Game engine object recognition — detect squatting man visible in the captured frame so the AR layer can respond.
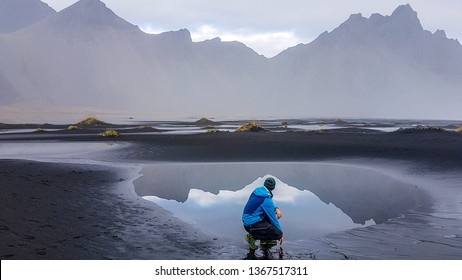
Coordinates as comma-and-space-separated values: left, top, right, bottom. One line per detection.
242, 177, 283, 249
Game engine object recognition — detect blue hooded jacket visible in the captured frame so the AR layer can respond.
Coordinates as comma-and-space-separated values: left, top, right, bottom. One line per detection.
242, 186, 282, 231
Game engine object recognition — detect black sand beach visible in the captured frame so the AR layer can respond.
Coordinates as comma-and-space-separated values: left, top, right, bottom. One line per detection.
109, 130, 462, 168
1, 121, 462, 259
0, 160, 216, 259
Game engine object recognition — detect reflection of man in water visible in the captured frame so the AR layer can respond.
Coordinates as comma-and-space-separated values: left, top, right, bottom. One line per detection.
242, 177, 283, 249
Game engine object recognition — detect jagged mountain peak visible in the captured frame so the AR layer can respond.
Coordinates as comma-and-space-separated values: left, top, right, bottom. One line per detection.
67, 0, 112, 9
62, 0, 108, 15
391, 4, 416, 17
388, 4, 423, 31
347, 13, 366, 22
55, 0, 137, 30
275, 4, 460, 68
156, 28, 193, 44
197, 37, 262, 56
168, 28, 192, 39
389, 4, 420, 27
434, 29, 447, 39
335, 13, 369, 33
204, 37, 222, 44
336, 4, 422, 34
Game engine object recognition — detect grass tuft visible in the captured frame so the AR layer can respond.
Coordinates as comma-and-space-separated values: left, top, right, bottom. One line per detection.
76, 116, 108, 126
99, 130, 120, 137
235, 122, 267, 132
67, 125, 79, 130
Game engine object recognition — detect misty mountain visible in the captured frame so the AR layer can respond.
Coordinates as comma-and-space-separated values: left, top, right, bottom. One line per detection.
0, 0, 461, 119
0, 0, 150, 109
0, 0, 56, 33
272, 4, 462, 117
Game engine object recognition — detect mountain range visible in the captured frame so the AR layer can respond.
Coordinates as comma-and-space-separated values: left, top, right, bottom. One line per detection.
0, 0, 461, 119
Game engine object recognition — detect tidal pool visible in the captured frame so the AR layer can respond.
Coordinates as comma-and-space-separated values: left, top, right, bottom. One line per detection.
135, 162, 422, 242
0, 141, 119, 160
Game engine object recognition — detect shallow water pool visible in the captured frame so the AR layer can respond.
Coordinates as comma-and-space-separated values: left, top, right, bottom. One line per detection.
0, 141, 119, 160
134, 162, 421, 242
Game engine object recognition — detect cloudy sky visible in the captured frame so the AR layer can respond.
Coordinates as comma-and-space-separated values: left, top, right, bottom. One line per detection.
41, 0, 462, 57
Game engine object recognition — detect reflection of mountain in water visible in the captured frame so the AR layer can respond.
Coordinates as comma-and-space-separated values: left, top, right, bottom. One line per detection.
134, 163, 423, 225
145, 175, 374, 240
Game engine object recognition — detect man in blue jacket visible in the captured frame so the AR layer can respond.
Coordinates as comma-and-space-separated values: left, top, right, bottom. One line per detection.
242, 177, 283, 250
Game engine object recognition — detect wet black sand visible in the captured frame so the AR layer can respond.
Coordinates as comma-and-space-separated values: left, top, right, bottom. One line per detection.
0, 160, 216, 259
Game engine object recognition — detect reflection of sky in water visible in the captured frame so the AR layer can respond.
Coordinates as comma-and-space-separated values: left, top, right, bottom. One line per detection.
362, 127, 399, 132
145, 175, 374, 241
287, 124, 343, 131
0, 142, 116, 158
0, 129, 62, 134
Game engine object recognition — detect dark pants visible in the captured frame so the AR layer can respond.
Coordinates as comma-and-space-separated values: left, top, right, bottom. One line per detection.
244, 220, 283, 241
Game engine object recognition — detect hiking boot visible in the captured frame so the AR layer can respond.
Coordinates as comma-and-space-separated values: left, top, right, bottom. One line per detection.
245, 234, 258, 250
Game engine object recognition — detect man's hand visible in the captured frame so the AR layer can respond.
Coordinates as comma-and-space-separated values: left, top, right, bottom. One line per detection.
279, 237, 284, 246
275, 208, 282, 219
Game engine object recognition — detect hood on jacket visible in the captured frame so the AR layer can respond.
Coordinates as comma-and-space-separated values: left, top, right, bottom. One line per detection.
253, 186, 272, 198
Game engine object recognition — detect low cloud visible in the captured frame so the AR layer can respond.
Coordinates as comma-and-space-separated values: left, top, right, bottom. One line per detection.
191, 25, 311, 57
140, 24, 311, 58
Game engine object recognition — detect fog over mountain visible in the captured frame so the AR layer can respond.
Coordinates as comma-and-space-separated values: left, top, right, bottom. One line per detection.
0, 0, 461, 119
272, 4, 462, 118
